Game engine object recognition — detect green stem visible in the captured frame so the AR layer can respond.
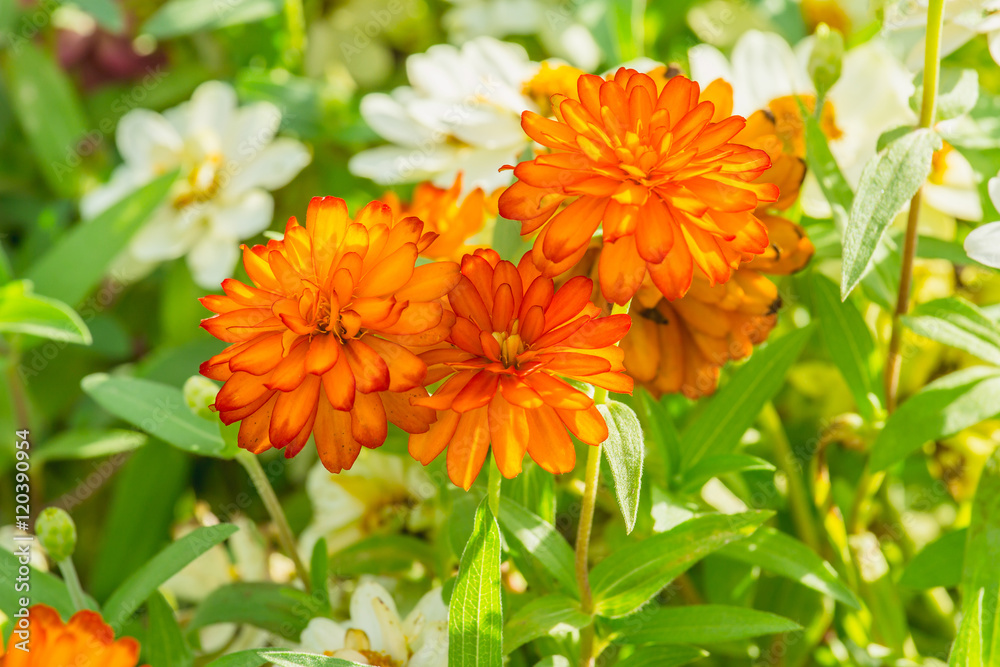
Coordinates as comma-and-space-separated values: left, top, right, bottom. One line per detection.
761, 403, 821, 551
58, 558, 90, 612
884, 0, 945, 413
284, 0, 306, 72
488, 450, 502, 517
576, 299, 631, 667
236, 450, 310, 591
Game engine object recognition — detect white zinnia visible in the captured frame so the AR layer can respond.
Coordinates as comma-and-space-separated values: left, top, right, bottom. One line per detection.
443, 0, 601, 71
299, 581, 448, 666
298, 450, 437, 561
884, 0, 1000, 70
964, 173, 1000, 267
349, 36, 541, 196
81, 81, 311, 289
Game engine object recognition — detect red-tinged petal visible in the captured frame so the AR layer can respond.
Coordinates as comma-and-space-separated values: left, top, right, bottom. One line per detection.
497, 180, 564, 231
519, 305, 546, 344
491, 283, 515, 332
451, 317, 485, 355
489, 393, 528, 478
349, 296, 397, 328
305, 333, 341, 375
540, 196, 606, 263
379, 302, 444, 336
200, 338, 255, 381
573, 370, 634, 394
446, 407, 491, 490
647, 232, 694, 301
364, 336, 427, 391
356, 242, 418, 297
351, 391, 388, 447
519, 276, 555, 321
269, 374, 320, 448
413, 370, 477, 410
599, 236, 647, 306
381, 388, 436, 434
241, 245, 279, 291
451, 370, 499, 413
237, 393, 277, 454
230, 333, 284, 375
200, 294, 241, 314
532, 315, 590, 350
201, 308, 274, 343
563, 314, 631, 348
635, 197, 677, 263
409, 409, 460, 465
461, 253, 497, 308
219, 387, 276, 425
555, 404, 608, 444
344, 339, 390, 393
449, 275, 492, 331
216, 371, 271, 412
499, 375, 544, 408
265, 339, 309, 391
524, 372, 593, 409
526, 405, 575, 474
539, 351, 612, 376
322, 352, 356, 410
394, 261, 461, 302
314, 397, 361, 473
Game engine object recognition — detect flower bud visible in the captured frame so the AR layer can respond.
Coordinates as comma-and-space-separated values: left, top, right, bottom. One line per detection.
808, 23, 844, 102
36, 508, 77, 563
184, 375, 219, 421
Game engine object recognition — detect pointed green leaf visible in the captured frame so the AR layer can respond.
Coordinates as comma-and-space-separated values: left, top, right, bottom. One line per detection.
34, 429, 147, 464
497, 498, 577, 597
0, 549, 76, 621
450, 499, 503, 666
870, 367, 1000, 471
610, 604, 801, 645
0, 281, 91, 345
591, 511, 772, 618
682, 327, 813, 469
899, 529, 966, 589
206, 650, 366, 667
503, 595, 589, 654
950, 588, 984, 667
145, 590, 194, 667
802, 100, 852, 230
615, 645, 707, 667
902, 297, 1000, 366
679, 454, 775, 493
142, 0, 283, 38
599, 400, 644, 534
189, 582, 318, 640
841, 128, 941, 298
961, 448, 1000, 665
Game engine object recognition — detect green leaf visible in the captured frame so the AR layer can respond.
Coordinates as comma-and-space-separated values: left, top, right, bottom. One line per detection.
679, 454, 775, 493
961, 447, 1000, 665
102, 523, 238, 632
598, 400, 644, 534
81, 373, 233, 459
145, 590, 193, 667
719, 526, 861, 608
497, 498, 578, 597
590, 511, 772, 618
614, 645, 708, 667
0, 549, 76, 620
925, 69, 979, 122
142, 0, 283, 38
532, 658, 573, 667
841, 128, 941, 298
899, 528, 966, 589
870, 366, 1000, 471
3, 41, 88, 196
810, 273, 882, 419
73, 0, 126, 31
950, 588, 984, 667
309, 538, 331, 616
902, 297, 1000, 366
802, 100, 853, 230
682, 327, 813, 469
0, 281, 91, 344
450, 498, 503, 667
503, 595, 589, 654
206, 650, 366, 667
34, 429, 146, 463
327, 534, 438, 578
918, 235, 998, 269
610, 604, 801, 645
638, 389, 682, 484
26, 172, 176, 305
189, 582, 319, 640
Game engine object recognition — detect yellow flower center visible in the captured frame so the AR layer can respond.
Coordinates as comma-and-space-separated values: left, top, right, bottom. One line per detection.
173, 153, 224, 209
494, 328, 526, 369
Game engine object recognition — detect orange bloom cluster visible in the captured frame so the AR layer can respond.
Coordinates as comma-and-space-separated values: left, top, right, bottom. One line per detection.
498, 68, 779, 305
620, 88, 817, 398
0, 605, 142, 667
410, 249, 632, 489
383, 174, 496, 262
200, 197, 459, 473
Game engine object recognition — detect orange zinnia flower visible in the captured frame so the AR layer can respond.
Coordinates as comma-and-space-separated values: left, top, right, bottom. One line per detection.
383, 175, 495, 262
498, 68, 779, 305
200, 197, 460, 473
0, 604, 142, 667
409, 249, 633, 489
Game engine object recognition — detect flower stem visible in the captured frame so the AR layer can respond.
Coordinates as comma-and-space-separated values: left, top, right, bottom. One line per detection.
236, 450, 311, 591
488, 450, 502, 517
577, 299, 631, 667
58, 558, 91, 612
760, 402, 820, 551
884, 0, 945, 413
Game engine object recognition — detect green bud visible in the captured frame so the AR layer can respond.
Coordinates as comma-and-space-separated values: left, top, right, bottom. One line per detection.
184, 375, 219, 421
808, 23, 844, 103
36, 508, 77, 563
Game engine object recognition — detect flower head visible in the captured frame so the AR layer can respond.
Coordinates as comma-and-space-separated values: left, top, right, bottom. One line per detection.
383, 175, 495, 262
498, 68, 779, 304
200, 197, 460, 473
409, 249, 632, 489
0, 604, 142, 667
81, 81, 311, 288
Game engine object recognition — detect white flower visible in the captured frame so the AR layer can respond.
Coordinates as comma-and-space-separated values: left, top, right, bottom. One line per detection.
298, 450, 436, 560
964, 173, 1000, 267
0, 525, 48, 571
81, 81, 311, 289
443, 0, 601, 71
300, 581, 448, 666
885, 0, 1000, 70
349, 36, 541, 196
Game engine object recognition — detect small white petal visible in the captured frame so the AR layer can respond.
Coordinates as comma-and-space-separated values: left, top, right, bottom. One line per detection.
116, 109, 184, 172
129, 209, 200, 262
223, 101, 283, 159
371, 596, 408, 663
988, 174, 1000, 213
187, 81, 238, 139
211, 189, 274, 239
226, 139, 311, 195
350, 581, 400, 652
300, 617, 348, 655
730, 30, 813, 115
361, 91, 440, 147
187, 234, 242, 289
80, 166, 151, 219
965, 221, 1000, 268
